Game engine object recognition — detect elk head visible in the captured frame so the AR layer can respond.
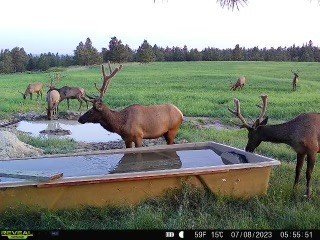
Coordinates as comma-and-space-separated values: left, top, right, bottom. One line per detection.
79, 61, 123, 123
18, 90, 27, 99
228, 95, 269, 152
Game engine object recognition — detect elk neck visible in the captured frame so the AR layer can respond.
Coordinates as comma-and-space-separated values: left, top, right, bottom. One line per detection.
256, 122, 292, 144
98, 104, 125, 134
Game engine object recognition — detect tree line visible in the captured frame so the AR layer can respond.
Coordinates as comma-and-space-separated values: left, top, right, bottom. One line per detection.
1, 37, 319, 74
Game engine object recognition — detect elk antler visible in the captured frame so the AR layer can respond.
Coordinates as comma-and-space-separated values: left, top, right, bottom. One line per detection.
94, 61, 123, 99
257, 95, 268, 124
228, 98, 251, 128
48, 72, 65, 88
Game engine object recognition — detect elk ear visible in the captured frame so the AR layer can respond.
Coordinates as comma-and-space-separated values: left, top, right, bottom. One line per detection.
253, 116, 268, 129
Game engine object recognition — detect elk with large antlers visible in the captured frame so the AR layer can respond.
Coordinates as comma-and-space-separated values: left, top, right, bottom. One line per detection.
291, 70, 299, 91
230, 76, 246, 91
19, 83, 43, 100
228, 95, 320, 199
78, 62, 184, 148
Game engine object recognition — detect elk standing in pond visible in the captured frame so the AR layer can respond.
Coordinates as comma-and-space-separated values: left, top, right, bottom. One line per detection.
49, 86, 89, 110
46, 89, 60, 120
228, 95, 320, 199
48, 72, 88, 110
230, 76, 246, 91
19, 83, 43, 100
291, 70, 299, 91
78, 62, 184, 148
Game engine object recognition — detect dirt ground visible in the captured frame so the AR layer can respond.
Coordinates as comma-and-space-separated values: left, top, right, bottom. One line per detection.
0, 111, 236, 154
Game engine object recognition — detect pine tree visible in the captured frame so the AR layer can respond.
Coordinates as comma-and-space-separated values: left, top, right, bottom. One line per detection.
232, 44, 244, 61
0, 49, 14, 73
10, 47, 29, 72
74, 38, 102, 65
104, 37, 131, 63
137, 40, 155, 63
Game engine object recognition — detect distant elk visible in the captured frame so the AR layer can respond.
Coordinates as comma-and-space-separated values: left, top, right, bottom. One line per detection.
48, 72, 88, 110
19, 82, 43, 100
78, 61, 184, 148
230, 76, 246, 91
46, 89, 60, 120
228, 95, 320, 199
291, 70, 299, 91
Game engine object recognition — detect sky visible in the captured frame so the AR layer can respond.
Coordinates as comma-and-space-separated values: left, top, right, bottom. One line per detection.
1, 0, 319, 55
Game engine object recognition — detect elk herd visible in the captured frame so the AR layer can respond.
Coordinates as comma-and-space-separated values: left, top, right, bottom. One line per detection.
20, 65, 318, 199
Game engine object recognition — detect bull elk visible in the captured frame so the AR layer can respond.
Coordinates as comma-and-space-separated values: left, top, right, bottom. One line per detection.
48, 72, 88, 110
19, 82, 43, 100
46, 89, 60, 120
230, 76, 245, 91
291, 70, 299, 91
49, 86, 89, 110
78, 62, 184, 148
228, 95, 320, 199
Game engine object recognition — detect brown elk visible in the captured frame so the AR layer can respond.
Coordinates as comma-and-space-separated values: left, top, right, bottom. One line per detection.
78, 62, 184, 148
230, 76, 246, 91
228, 95, 320, 199
291, 70, 299, 91
49, 86, 89, 110
46, 89, 60, 120
19, 83, 43, 100
48, 72, 88, 110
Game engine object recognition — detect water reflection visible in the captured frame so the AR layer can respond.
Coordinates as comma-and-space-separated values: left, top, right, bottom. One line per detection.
221, 151, 249, 164
109, 151, 182, 173
17, 120, 122, 143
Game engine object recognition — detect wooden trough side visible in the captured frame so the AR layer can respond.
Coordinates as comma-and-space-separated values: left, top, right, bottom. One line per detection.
0, 142, 280, 211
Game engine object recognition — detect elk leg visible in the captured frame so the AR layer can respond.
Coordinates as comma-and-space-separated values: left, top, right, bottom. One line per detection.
293, 153, 305, 192
164, 130, 177, 145
77, 96, 83, 110
292, 153, 305, 200
306, 153, 316, 199
134, 138, 143, 148
85, 99, 88, 109
30, 93, 32, 100
78, 100, 83, 111
125, 140, 133, 148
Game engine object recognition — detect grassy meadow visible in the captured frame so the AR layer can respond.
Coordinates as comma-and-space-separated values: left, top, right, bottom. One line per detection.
1, 61, 320, 230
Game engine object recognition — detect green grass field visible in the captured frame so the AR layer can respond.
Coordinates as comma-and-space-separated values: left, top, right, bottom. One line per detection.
1, 61, 320, 230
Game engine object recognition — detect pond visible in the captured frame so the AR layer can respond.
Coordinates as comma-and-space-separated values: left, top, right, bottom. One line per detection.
16, 120, 122, 143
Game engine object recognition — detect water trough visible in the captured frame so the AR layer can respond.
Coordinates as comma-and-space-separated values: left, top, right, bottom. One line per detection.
0, 142, 280, 211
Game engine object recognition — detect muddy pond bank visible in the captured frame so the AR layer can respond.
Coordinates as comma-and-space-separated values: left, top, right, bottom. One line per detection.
0, 111, 236, 154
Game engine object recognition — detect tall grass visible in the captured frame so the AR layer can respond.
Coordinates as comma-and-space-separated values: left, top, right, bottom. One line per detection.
1, 61, 320, 230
